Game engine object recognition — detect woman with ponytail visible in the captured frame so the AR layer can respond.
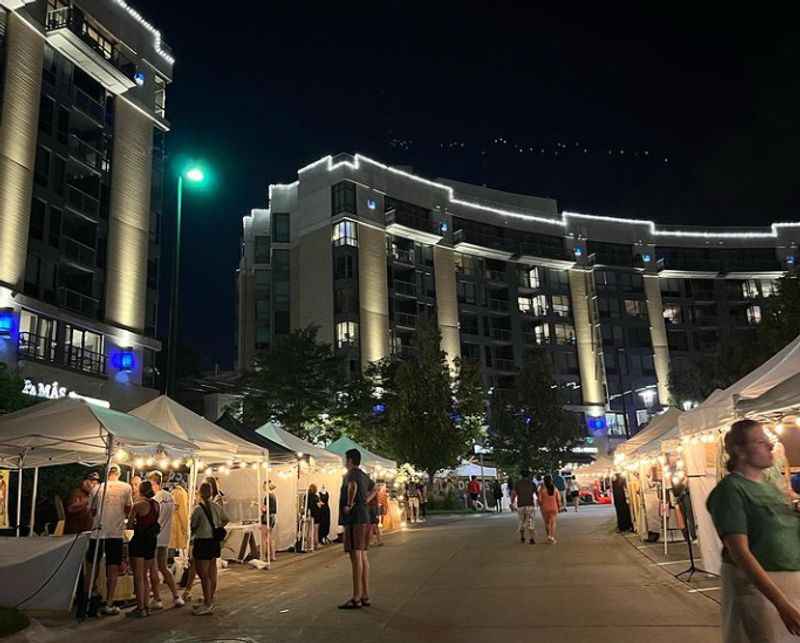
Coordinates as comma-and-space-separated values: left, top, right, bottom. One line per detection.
707, 419, 800, 641
537, 474, 562, 544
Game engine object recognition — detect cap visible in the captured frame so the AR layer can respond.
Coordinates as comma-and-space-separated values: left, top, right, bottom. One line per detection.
85, 472, 100, 481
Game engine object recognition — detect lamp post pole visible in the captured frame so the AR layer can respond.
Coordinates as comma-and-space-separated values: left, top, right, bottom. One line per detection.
166, 174, 183, 397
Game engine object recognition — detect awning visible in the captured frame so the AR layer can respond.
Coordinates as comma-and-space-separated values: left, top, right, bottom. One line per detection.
326, 436, 397, 472
255, 422, 341, 464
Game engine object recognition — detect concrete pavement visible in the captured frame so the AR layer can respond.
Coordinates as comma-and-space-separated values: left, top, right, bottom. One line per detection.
26, 505, 721, 643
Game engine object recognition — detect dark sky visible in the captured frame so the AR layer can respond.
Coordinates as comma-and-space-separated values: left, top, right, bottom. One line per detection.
136, 1, 800, 371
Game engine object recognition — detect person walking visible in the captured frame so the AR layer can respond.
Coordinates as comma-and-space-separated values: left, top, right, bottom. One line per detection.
190, 481, 229, 615
85, 464, 132, 616
538, 474, 562, 544
260, 481, 278, 561
707, 419, 800, 641
406, 482, 420, 523
127, 480, 160, 618
492, 480, 503, 513
338, 449, 375, 610
419, 483, 428, 521
318, 486, 331, 545
568, 477, 581, 512
368, 480, 382, 546
147, 471, 183, 609
511, 470, 536, 544
467, 476, 483, 511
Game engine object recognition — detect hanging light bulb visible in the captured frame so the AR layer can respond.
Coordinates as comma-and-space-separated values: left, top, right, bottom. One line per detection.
146, 457, 155, 466
172, 459, 182, 469
134, 457, 145, 469
205, 468, 213, 477
115, 448, 129, 462
775, 423, 785, 435
159, 457, 170, 470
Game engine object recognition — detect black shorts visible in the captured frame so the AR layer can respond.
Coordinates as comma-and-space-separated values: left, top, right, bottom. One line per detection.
129, 534, 157, 560
193, 538, 221, 561
469, 493, 479, 501
86, 538, 124, 566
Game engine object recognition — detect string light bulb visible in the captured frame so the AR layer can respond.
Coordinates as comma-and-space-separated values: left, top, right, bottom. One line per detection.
159, 458, 169, 470
115, 448, 129, 462
146, 457, 155, 466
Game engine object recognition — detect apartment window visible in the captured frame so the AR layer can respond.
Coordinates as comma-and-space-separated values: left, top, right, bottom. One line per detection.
332, 181, 356, 215
64, 324, 105, 375
636, 409, 651, 428
255, 235, 270, 263
24, 256, 41, 294
256, 326, 271, 349
423, 273, 435, 298
42, 44, 57, 85
335, 288, 358, 315
553, 323, 576, 345
624, 299, 647, 318
57, 106, 69, 144
521, 266, 541, 289
605, 413, 627, 437
460, 315, 479, 335
30, 199, 46, 240
741, 280, 760, 299
335, 255, 355, 280
747, 305, 762, 325
39, 95, 54, 135
552, 295, 570, 318
548, 269, 569, 290
274, 311, 290, 334
663, 304, 682, 324
518, 294, 547, 316
34, 147, 50, 187
458, 281, 477, 304
640, 354, 656, 376
455, 253, 476, 276
668, 331, 689, 352
336, 321, 359, 349
627, 327, 652, 348
49, 207, 61, 248
256, 299, 270, 320
534, 323, 550, 344
272, 213, 290, 243
154, 75, 166, 119
659, 278, 682, 297
53, 156, 66, 196
255, 269, 270, 286
332, 220, 358, 247
761, 279, 778, 297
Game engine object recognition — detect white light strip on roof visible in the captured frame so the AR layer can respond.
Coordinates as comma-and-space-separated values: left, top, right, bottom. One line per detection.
112, 0, 175, 66
292, 154, 800, 240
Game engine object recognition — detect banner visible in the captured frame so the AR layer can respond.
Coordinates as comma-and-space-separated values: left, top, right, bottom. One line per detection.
0, 469, 9, 529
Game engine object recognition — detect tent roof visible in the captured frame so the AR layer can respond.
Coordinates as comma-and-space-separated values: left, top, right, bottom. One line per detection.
131, 396, 265, 462
575, 454, 614, 477
0, 398, 196, 468
617, 408, 682, 460
326, 436, 397, 471
736, 371, 800, 419
255, 423, 341, 464
436, 461, 497, 479
215, 411, 296, 464
681, 333, 800, 435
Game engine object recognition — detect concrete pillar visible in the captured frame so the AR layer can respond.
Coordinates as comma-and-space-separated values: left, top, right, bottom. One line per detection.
357, 225, 389, 369
644, 275, 671, 406
568, 268, 604, 406
433, 246, 460, 370
0, 13, 44, 290
105, 99, 153, 331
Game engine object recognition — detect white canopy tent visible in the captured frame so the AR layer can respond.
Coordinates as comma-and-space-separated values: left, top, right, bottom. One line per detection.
326, 436, 397, 478
256, 423, 343, 551
436, 461, 498, 479
736, 371, 800, 418
616, 408, 682, 462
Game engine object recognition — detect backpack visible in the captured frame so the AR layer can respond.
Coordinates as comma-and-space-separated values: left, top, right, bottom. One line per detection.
200, 501, 227, 542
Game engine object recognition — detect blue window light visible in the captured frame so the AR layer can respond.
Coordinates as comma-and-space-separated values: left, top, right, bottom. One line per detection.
440, 222, 449, 233
134, 71, 145, 86
372, 403, 386, 415
112, 348, 136, 372
574, 247, 583, 257
0, 309, 14, 338
642, 254, 652, 262
787, 256, 796, 266
587, 415, 607, 432
367, 199, 377, 210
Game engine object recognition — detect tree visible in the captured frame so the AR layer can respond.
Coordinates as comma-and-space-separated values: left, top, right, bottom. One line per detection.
759, 273, 800, 356
240, 325, 343, 442
378, 320, 484, 482
487, 345, 580, 474
0, 362, 35, 415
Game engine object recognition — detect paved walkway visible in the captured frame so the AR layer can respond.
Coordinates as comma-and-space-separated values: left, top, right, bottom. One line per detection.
25, 506, 720, 642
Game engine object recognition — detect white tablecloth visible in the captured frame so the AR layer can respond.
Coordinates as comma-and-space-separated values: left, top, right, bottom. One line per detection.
220, 523, 260, 562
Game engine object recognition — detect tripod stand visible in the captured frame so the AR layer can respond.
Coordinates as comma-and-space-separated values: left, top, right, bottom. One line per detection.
674, 485, 713, 581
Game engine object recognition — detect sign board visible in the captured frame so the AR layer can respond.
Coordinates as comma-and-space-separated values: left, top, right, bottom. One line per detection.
21, 378, 110, 408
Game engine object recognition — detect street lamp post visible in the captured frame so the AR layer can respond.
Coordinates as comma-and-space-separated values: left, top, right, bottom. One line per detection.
166, 167, 205, 396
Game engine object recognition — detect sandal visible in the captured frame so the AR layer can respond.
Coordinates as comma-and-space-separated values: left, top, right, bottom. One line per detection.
337, 599, 362, 610
360, 597, 371, 607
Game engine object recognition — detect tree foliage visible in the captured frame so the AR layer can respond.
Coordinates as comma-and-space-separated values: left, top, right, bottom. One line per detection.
0, 362, 35, 415
759, 273, 800, 356
487, 345, 580, 475
240, 325, 343, 442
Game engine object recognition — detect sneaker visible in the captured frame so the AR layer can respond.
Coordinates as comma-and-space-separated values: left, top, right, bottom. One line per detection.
192, 604, 214, 616
173, 596, 186, 608
149, 599, 164, 611
125, 608, 148, 619
100, 605, 120, 616
547, 536, 555, 544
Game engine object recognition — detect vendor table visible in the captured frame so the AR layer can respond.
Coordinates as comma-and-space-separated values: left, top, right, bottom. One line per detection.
221, 523, 261, 562
0, 534, 89, 612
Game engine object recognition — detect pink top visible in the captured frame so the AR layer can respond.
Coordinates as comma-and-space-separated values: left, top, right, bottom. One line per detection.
538, 486, 560, 513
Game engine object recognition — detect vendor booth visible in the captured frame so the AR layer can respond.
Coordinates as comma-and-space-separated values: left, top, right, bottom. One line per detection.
0, 398, 195, 613
256, 423, 343, 552
131, 396, 268, 564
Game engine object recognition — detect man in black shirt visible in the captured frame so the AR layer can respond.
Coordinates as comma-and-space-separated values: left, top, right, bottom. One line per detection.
338, 448, 376, 609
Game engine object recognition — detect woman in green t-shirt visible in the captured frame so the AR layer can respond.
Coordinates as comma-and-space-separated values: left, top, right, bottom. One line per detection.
707, 419, 800, 642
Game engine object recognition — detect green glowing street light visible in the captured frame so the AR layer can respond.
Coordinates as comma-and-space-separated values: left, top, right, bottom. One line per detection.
166, 163, 209, 396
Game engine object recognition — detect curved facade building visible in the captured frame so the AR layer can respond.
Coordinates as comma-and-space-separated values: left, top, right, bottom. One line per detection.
238, 153, 799, 437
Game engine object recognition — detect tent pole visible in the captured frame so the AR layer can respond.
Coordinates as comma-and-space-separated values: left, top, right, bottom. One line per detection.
88, 435, 114, 605
256, 458, 263, 562
28, 466, 39, 536
186, 461, 198, 552
662, 478, 669, 557
15, 458, 23, 537
266, 451, 271, 569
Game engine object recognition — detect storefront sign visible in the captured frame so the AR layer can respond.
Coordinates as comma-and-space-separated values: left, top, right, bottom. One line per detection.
21, 379, 110, 408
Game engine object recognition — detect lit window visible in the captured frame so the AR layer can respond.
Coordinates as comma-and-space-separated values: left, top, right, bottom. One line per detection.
741, 280, 759, 299
520, 266, 541, 289
534, 323, 550, 344
624, 299, 647, 318
552, 295, 570, 318
636, 409, 651, 428
553, 323, 576, 345
663, 304, 682, 324
760, 279, 778, 298
746, 305, 762, 325
519, 294, 547, 316
332, 220, 358, 247
336, 321, 359, 349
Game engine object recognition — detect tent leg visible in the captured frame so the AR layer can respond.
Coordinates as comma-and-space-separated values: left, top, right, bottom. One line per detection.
266, 455, 271, 569
88, 435, 114, 606
15, 465, 23, 537
662, 481, 669, 557
28, 467, 39, 536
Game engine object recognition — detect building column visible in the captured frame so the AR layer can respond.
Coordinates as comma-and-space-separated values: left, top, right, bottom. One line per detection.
357, 225, 389, 370
433, 246, 460, 370
105, 98, 153, 332
568, 268, 604, 407
0, 12, 44, 291
643, 275, 671, 406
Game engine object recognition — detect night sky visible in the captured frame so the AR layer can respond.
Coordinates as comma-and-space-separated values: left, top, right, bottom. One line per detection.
137, 1, 799, 371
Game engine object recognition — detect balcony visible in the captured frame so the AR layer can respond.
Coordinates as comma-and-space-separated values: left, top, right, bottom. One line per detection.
394, 281, 417, 298
18, 332, 57, 363
454, 228, 517, 258
58, 286, 99, 319
64, 342, 106, 376
46, 6, 135, 94
72, 87, 105, 124
18, 332, 106, 377
63, 236, 96, 268
395, 313, 417, 329
69, 135, 106, 173
490, 328, 512, 342
66, 185, 100, 220
487, 298, 510, 313
385, 209, 443, 245
391, 248, 416, 265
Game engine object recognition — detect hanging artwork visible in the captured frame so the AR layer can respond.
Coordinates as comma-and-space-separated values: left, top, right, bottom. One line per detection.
0, 469, 10, 529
